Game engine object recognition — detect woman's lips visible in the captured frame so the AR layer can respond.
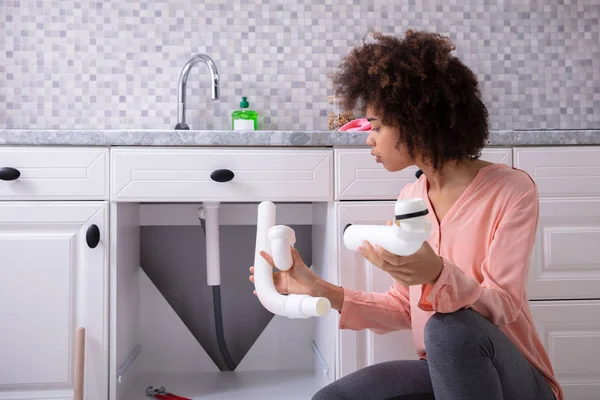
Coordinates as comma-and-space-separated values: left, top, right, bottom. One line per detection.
375, 156, 382, 163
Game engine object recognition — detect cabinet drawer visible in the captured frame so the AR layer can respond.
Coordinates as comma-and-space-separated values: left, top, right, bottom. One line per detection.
530, 300, 600, 399
111, 147, 332, 202
335, 147, 512, 200
514, 147, 600, 197
0, 147, 108, 200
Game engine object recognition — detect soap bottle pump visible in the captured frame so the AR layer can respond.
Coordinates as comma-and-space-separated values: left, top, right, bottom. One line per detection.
232, 96, 258, 131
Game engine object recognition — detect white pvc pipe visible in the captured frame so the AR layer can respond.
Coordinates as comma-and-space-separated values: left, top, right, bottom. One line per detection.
343, 224, 427, 255
268, 225, 295, 271
254, 201, 331, 319
202, 202, 221, 286
343, 198, 431, 256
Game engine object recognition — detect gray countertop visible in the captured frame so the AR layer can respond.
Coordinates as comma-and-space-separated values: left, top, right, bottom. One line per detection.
0, 129, 599, 147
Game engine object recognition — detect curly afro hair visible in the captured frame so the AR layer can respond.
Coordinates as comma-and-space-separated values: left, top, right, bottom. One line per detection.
330, 30, 489, 170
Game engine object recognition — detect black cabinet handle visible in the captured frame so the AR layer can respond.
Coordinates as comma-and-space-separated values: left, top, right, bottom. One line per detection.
210, 169, 235, 183
86, 225, 100, 249
0, 167, 21, 181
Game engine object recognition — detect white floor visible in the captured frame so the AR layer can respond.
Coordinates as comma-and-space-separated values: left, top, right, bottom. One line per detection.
125, 370, 322, 400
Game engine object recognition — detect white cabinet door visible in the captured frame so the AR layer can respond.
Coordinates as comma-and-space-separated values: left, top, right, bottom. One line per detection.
0, 202, 109, 400
335, 202, 417, 379
530, 300, 600, 399
514, 147, 600, 300
527, 198, 600, 299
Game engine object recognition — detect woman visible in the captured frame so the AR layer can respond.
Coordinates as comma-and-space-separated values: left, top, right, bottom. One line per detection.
250, 30, 561, 400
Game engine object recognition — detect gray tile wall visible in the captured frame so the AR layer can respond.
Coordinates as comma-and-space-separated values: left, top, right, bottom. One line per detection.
1, 0, 599, 131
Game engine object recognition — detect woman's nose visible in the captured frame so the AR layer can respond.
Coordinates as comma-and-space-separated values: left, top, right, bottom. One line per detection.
365, 132, 375, 146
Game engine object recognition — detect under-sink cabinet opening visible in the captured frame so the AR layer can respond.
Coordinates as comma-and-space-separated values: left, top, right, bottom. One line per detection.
110, 201, 337, 400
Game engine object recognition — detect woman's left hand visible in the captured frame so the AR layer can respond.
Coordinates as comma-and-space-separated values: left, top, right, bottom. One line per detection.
358, 240, 444, 286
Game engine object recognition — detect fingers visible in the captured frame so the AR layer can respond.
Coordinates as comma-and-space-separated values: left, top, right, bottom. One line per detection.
374, 245, 402, 266
249, 265, 283, 295
259, 250, 276, 267
272, 271, 285, 293
358, 241, 386, 269
358, 241, 419, 285
290, 246, 301, 264
386, 220, 393, 226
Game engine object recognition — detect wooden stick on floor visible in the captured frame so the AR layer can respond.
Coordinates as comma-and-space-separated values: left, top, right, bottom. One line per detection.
74, 327, 85, 400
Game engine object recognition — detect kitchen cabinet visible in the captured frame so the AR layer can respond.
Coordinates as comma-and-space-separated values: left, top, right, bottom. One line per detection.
107, 148, 335, 400
2, 143, 599, 399
0, 146, 109, 400
0, 202, 109, 400
333, 146, 600, 397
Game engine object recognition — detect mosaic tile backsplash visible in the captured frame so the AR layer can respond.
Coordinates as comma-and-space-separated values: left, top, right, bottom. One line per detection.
1, 0, 599, 131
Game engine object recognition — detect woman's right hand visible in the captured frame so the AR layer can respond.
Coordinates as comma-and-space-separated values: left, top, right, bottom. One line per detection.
249, 247, 319, 297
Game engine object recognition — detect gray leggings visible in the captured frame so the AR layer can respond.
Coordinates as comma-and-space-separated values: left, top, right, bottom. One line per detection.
313, 309, 556, 400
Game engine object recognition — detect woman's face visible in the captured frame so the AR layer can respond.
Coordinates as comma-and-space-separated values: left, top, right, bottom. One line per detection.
365, 106, 415, 172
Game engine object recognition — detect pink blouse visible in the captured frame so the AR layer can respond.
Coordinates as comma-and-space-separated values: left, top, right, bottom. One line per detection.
339, 163, 562, 400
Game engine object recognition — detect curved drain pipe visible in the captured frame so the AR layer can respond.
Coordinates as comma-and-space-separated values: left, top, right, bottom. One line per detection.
198, 202, 236, 371
254, 201, 331, 319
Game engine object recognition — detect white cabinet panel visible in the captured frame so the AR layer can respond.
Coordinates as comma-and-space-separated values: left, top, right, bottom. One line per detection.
335, 147, 512, 200
335, 148, 418, 201
0, 147, 108, 200
482, 147, 514, 165
0, 202, 109, 400
530, 300, 600, 399
111, 147, 332, 202
528, 198, 600, 300
515, 147, 600, 300
514, 147, 600, 197
335, 202, 417, 379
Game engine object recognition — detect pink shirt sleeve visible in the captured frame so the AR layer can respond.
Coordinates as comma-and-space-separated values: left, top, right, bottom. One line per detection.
339, 283, 412, 334
418, 186, 539, 326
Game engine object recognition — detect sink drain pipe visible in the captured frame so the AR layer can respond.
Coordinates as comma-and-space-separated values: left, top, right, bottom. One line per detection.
254, 201, 331, 318
198, 202, 237, 371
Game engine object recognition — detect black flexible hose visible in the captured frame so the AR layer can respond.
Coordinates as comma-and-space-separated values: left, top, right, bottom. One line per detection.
212, 285, 237, 371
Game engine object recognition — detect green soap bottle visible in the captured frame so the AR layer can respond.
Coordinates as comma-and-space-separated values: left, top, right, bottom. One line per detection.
232, 96, 258, 131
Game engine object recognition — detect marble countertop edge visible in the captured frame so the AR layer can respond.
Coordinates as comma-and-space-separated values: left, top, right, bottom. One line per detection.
0, 129, 599, 147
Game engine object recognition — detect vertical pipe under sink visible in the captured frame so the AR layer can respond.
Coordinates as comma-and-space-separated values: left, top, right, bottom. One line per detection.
199, 202, 237, 371
202, 202, 221, 286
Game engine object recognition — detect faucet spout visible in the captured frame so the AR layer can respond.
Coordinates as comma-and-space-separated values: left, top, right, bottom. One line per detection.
175, 54, 220, 130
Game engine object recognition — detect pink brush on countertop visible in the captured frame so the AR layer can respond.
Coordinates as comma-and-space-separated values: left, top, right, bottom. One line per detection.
338, 118, 372, 131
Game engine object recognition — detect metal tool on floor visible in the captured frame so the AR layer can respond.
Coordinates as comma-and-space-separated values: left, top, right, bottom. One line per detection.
146, 386, 192, 400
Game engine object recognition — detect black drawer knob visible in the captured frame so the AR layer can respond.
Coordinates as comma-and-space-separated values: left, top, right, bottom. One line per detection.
86, 225, 100, 249
210, 169, 235, 183
0, 167, 21, 181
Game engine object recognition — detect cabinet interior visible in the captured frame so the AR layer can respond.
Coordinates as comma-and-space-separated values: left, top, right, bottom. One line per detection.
110, 201, 337, 400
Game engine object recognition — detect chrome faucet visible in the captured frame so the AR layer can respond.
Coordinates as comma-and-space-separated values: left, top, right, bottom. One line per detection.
175, 54, 220, 130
